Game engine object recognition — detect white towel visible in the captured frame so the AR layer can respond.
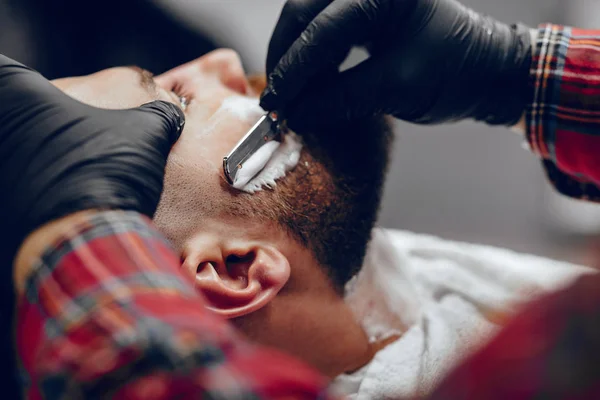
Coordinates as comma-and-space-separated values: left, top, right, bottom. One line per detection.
333, 228, 594, 399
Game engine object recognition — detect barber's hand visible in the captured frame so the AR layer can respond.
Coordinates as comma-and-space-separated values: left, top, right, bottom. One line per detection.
0, 55, 185, 260
261, 0, 533, 129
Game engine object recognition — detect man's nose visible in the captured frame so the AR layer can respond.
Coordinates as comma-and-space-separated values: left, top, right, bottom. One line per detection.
200, 49, 250, 95
155, 49, 251, 99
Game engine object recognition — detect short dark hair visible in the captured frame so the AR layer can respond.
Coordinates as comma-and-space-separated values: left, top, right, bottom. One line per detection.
224, 115, 393, 291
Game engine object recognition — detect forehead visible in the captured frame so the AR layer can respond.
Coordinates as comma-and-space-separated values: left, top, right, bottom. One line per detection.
53, 67, 159, 110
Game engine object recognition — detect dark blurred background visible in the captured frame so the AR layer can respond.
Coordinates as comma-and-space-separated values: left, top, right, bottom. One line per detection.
1, 0, 598, 265
0, 0, 225, 79
0, 0, 220, 78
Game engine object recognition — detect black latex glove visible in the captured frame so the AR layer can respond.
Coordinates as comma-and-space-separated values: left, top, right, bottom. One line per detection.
0, 54, 185, 262
261, 0, 533, 129
0, 54, 185, 398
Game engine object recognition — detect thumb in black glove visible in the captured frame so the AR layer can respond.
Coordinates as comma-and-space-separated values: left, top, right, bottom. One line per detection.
261, 0, 532, 130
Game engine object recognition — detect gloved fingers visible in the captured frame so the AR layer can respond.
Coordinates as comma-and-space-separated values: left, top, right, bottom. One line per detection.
285, 45, 439, 129
266, 0, 332, 74
260, 0, 391, 112
0, 55, 61, 103
0, 55, 70, 122
132, 100, 186, 148
284, 52, 393, 130
0, 54, 36, 76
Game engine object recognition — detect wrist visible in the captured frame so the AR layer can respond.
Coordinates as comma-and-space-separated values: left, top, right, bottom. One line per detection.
13, 210, 101, 296
511, 29, 539, 134
473, 22, 534, 126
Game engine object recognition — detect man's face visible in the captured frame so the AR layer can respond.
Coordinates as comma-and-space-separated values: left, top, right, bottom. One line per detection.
52, 50, 389, 377
53, 49, 262, 193
54, 49, 315, 305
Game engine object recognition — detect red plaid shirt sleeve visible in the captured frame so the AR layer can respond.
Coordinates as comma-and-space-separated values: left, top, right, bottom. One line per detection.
16, 210, 333, 400
424, 26, 600, 399
426, 272, 600, 400
526, 24, 600, 201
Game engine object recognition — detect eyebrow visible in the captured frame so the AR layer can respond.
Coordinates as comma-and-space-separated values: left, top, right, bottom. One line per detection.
126, 66, 158, 95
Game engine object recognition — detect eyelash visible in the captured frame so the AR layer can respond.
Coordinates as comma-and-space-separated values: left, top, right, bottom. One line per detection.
171, 82, 191, 110
171, 82, 189, 98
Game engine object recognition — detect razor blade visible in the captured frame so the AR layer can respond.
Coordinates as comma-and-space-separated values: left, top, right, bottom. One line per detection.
223, 111, 282, 186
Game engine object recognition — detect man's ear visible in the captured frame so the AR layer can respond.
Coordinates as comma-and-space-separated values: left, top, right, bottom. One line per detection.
181, 243, 290, 319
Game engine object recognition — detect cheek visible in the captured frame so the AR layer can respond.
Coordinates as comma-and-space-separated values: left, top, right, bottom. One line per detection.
176, 97, 264, 170
174, 117, 251, 174
154, 161, 225, 239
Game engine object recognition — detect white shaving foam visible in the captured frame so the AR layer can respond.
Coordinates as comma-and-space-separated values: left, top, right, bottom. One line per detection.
239, 132, 303, 194
232, 140, 281, 189
194, 96, 264, 139
219, 96, 265, 123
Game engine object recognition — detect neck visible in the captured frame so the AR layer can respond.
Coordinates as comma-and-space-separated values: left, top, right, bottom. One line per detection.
333, 313, 374, 376
233, 292, 377, 379
232, 249, 391, 379
320, 307, 400, 377
304, 299, 377, 378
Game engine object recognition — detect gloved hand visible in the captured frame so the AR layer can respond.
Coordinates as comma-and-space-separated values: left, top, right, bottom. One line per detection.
260, 0, 533, 129
0, 54, 185, 399
0, 54, 185, 262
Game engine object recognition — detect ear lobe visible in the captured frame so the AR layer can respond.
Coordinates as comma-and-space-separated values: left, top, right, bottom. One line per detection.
189, 245, 290, 319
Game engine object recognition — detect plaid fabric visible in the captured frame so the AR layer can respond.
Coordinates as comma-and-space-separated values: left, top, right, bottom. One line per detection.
526, 24, 600, 201
16, 210, 332, 400
424, 27, 600, 398
427, 272, 600, 400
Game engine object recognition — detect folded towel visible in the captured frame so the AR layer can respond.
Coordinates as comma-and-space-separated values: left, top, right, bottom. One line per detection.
333, 228, 594, 399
